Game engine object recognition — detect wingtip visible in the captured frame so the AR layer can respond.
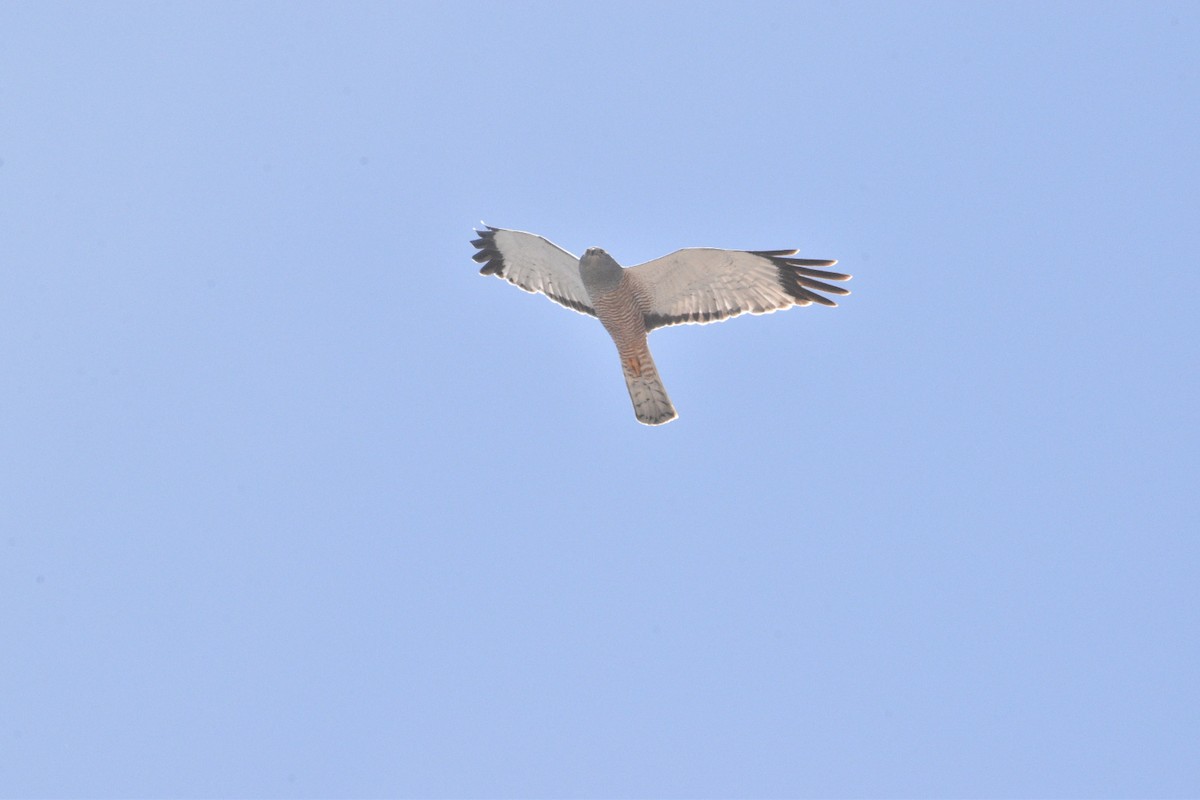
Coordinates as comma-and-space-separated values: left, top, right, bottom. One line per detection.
471, 226, 505, 276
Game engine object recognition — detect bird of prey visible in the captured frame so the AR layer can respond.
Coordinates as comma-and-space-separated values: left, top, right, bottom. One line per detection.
471, 226, 850, 426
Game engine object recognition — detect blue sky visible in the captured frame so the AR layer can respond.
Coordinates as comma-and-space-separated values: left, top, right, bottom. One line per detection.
2, 2, 1197, 797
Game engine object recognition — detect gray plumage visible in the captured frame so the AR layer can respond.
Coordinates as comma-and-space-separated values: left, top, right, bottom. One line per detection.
472, 226, 850, 425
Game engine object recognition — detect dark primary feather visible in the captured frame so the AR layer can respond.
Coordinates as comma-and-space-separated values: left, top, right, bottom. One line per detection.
471, 226, 506, 275
754, 251, 851, 307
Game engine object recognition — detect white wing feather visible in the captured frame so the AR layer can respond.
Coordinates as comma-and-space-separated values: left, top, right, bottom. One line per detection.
628, 248, 850, 331
472, 227, 595, 317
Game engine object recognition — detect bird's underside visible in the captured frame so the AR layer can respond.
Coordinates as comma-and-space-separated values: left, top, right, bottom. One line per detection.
472, 225, 850, 425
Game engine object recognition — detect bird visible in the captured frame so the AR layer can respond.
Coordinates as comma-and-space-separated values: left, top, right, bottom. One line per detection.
471, 226, 850, 426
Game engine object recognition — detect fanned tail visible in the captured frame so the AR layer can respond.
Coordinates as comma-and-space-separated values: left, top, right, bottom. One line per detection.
620, 346, 677, 426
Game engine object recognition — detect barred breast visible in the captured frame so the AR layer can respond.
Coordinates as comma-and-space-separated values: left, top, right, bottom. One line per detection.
591, 273, 677, 426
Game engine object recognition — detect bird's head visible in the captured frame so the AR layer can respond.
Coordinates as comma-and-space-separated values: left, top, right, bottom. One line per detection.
581, 246, 616, 265
579, 246, 621, 287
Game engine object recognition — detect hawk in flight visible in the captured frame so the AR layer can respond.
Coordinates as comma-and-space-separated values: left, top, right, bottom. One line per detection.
472, 226, 850, 425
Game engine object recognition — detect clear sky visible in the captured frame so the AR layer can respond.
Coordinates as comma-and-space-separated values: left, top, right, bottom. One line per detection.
2, 2, 1197, 797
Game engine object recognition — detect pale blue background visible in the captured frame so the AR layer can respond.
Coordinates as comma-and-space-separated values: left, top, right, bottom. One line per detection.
2, 2, 1197, 797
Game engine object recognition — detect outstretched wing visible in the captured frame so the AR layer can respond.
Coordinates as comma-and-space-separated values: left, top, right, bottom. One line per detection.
472, 226, 596, 317
628, 248, 850, 331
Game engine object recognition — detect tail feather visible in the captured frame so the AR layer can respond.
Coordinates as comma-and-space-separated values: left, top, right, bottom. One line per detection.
620, 349, 677, 426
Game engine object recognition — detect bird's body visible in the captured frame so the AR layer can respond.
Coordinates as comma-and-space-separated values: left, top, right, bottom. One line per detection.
580, 249, 677, 424
472, 227, 850, 425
